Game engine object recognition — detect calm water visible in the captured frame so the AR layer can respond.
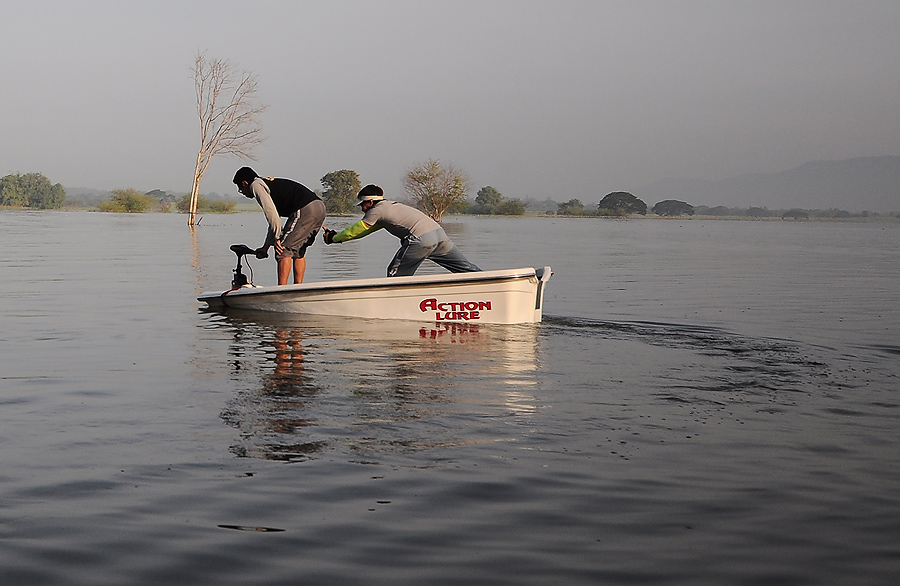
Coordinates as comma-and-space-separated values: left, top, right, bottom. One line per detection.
1, 211, 898, 585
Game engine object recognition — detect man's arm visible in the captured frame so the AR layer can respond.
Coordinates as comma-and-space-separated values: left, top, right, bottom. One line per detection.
331, 220, 380, 243
253, 180, 282, 246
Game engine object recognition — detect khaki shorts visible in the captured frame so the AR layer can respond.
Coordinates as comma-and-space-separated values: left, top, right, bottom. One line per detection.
279, 199, 326, 260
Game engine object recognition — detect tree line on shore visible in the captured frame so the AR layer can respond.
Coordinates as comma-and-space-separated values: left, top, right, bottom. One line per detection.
0, 173, 66, 209
3, 170, 897, 219
549, 196, 895, 219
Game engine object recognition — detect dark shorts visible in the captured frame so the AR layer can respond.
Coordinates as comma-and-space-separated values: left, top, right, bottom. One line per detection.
279, 199, 326, 260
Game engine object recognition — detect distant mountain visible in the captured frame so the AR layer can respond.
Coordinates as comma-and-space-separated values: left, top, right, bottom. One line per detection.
635, 156, 900, 213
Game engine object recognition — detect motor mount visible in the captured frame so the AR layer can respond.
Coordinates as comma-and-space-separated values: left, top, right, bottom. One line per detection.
230, 244, 256, 289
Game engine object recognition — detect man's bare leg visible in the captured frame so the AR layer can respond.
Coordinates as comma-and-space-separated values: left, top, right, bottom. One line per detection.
277, 257, 292, 285
292, 257, 306, 283
277, 257, 307, 285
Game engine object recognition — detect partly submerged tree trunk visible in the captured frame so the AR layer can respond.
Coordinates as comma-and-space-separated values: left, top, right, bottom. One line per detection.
188, 51, 266, 226
188, 149, 203, 225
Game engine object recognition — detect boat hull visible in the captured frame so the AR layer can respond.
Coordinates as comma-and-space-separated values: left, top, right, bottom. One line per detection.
198, 267, 551, 324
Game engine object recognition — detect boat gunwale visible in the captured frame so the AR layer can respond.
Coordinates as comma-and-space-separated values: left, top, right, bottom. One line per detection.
199, 267, 541, 302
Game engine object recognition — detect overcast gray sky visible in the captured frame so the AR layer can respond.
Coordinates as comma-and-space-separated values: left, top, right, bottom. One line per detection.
2, 1, 898, 201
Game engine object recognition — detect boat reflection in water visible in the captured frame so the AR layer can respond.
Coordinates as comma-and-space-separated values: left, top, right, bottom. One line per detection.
204, 311, 541, 463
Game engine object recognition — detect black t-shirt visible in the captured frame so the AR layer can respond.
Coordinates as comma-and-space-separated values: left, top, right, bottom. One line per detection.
261, 178, 320, 216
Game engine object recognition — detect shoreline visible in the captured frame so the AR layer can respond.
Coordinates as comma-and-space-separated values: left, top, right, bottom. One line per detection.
4, 207, 898, 222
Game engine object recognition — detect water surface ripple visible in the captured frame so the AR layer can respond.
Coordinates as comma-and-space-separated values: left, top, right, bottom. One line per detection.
1, 212, 898, 585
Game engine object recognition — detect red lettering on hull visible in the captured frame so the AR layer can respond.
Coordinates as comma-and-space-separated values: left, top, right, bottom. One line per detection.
419, 298, 491, 321
436, 311, 479, 321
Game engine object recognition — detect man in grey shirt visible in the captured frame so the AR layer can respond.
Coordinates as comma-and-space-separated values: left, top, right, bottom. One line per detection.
322, 184, 481, 277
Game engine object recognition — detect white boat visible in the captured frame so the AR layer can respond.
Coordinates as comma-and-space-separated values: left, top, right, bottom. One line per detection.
197, 267, 551, 324
198, 246, 552, 324
199, 266, 551, 324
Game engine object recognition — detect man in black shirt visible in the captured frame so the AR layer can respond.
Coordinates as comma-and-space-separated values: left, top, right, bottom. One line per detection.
233, 166, 326, 285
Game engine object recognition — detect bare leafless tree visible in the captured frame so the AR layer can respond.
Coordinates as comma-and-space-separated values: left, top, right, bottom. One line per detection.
188, 52, 266, 225
402, 159, 470, 221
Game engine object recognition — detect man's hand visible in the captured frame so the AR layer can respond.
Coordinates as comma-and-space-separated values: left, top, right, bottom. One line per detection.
255, 246, 269, 259
323, 229, 337, 244
274, 239, 284, 256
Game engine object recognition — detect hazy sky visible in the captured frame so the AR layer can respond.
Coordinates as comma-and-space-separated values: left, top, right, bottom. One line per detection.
2, 1, 899, 202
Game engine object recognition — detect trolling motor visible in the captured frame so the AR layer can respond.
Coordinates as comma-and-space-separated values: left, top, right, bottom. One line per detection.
229, 244, 257, 289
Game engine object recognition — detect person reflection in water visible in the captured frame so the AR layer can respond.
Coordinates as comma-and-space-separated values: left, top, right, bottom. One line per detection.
321, 184, 481, 277
270, 328, 306, 391
227, 328, 327, 462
